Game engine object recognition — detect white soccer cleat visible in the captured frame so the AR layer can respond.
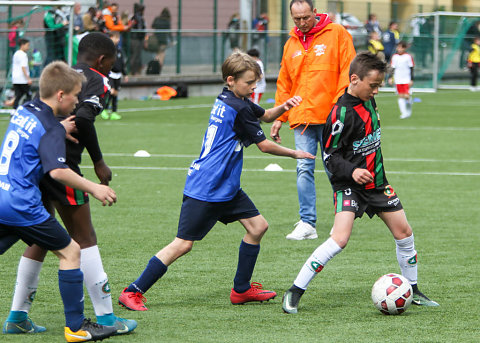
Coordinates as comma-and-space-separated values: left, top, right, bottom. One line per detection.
399, 113, 411, 119
286, 221, 318, 240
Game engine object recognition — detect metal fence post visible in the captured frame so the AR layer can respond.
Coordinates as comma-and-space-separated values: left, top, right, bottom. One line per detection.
176, 0, 182, 74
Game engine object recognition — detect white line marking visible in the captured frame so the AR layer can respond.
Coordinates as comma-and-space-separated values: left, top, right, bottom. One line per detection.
99, 153, 480, 164
80, 165, 480, 176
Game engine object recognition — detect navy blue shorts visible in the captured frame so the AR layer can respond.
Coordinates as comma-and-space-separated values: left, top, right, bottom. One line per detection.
0, 216, 72, 254
333, 184, 403, 219
177, 189, 260, 241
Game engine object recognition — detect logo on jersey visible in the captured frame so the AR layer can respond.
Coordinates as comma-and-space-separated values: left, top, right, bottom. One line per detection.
352, 128, 381, 155
257, 130, 264, 136
291, 50, 302, 59
58, 157, 66, 163
331, 120, 344, 136
314, 44, 327, 56
384, 185, 396, 197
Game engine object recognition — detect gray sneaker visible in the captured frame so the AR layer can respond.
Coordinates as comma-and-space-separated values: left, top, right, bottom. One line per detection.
412, 290, 439, 307
282, 289, 303, 314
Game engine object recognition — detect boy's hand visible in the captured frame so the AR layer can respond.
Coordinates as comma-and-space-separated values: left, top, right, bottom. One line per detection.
91, 184, 117, 206
94, 159, 112, 185
61, 116, 79, 144
352, 168, 374, 184
293, 150, 315, 160
282, 96, 302, 111
270, 120, 282, 143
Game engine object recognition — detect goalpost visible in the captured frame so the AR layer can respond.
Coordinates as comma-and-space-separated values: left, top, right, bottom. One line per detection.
406, 11, 480, 91
0, 0, 75, 112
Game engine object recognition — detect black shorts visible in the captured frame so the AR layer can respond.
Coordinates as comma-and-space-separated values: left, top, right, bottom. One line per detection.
108, 78, 121, 91
0, 216, 71, 254
40, 175, 89, 206
176, 189, 260, 241
333, 185, 403, 219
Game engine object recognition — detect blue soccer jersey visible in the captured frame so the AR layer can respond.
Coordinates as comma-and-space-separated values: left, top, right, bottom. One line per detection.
183, 88, 266, 202
0, 99, 68, 226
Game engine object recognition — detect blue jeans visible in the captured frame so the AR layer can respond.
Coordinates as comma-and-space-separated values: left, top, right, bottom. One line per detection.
294, 124, 326, 227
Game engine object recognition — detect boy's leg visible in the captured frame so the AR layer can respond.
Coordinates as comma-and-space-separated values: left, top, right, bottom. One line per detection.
282, 211, 352, 314
55, 202, 137, 332
379, 210, 439, 306
54, 240, 117, 342
230, 215, 276, 304
3, 246, 47, 334
119, 237, 193, 311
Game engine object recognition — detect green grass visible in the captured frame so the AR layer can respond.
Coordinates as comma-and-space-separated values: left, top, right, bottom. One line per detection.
0, 90, 479, 342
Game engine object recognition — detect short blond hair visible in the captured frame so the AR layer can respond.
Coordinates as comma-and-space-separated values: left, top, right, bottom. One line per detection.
222, 51, 261, 82
39, 61, 86, 98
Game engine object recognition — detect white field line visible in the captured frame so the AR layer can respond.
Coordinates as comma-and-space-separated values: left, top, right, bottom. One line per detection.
80, 165, 480, 176
100, 153, 480, 164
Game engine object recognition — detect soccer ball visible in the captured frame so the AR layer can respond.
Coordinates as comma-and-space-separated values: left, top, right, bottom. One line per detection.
371, 273, 413, 315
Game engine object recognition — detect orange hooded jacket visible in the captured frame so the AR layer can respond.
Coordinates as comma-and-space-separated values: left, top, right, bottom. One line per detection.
275, 15, 356, 128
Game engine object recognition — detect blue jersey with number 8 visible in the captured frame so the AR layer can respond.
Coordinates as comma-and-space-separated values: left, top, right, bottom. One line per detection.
0, 99, 68, 226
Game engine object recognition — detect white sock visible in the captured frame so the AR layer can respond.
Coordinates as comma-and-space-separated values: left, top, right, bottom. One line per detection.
395, 234, 417, 284
406, 97, 412, 115
294, 237, 342, 290
81, 246, 113, 316
10, 256, 43, 313
398, 98, 407, 116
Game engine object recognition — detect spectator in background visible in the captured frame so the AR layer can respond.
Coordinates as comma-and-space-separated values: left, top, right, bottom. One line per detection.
467, 36, 480, 91
31, 48, 43, 78
129, 3, 146, 75
101, 31, 128, 120
368, 31, 385, 61
7, 20, 24, 76
12, 38, 32, 109
461, 20, 480, 69
252, 13, 269, 49
73, 2, 84, 34
152, 7, 173, 71
227, 13, 240, 50
382, 21, 399, 62
365, 13, 382, 36
43, 5, 68, 65
83, 6, 101, 32
102, 3, 131, 33
8, 20, 23, 59
247, 48, 266, 104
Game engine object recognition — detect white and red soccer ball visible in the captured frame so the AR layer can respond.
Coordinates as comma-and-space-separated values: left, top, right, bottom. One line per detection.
371, 273, 413, 315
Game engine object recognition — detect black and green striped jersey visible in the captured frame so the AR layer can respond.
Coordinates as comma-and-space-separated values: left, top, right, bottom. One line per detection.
322, 90, 388, 191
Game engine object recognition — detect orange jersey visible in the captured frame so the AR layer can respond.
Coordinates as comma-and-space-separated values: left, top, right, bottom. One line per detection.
275, 23, 356, 127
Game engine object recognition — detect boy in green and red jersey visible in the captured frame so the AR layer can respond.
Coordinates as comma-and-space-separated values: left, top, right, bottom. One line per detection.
282, 52, 439, 314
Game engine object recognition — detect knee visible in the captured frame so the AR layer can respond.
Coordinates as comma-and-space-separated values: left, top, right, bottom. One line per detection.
251, 219, 269, 239
175, 239, 193, 255
64, 240, 81, 264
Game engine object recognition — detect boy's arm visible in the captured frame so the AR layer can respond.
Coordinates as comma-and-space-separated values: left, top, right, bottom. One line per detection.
49, 168, 116, 206
260, 96, 302, 123
323, 107, 359, 181
75, 102, 112, 185
256, 139, 315, 159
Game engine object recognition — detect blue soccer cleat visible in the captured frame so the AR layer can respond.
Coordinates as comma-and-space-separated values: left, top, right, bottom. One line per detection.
3, 317, 46, 334
96, 314, 137, 335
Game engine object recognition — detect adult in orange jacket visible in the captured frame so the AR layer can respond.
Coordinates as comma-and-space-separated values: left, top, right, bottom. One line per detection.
271, 0, 356, 240
102, 3, 131, 32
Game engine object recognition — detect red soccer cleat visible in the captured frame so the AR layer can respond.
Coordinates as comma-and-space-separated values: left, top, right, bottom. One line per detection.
118, 288, 148, 311
230, 282, 277, 305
